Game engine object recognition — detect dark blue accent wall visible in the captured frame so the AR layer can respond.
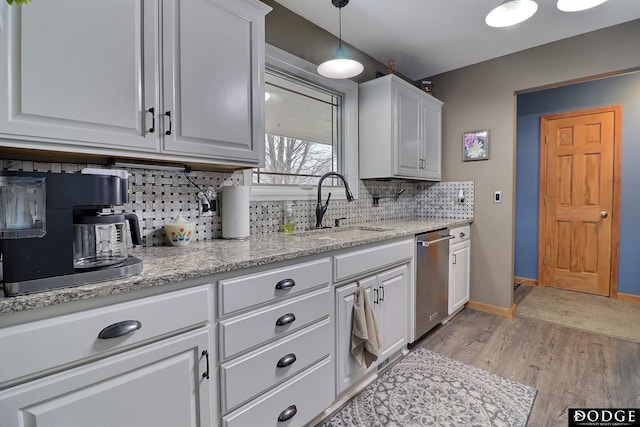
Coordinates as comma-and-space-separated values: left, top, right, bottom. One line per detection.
515, 71, 640, 296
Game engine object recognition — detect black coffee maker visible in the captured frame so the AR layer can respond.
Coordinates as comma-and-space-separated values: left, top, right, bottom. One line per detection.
0, 169, 142, 296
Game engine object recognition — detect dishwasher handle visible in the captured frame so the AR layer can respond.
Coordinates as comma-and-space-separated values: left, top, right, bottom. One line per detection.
416, 235, 454, 247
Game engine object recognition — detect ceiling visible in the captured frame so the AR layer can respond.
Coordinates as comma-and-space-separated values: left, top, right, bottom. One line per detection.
273, 0, 640, 80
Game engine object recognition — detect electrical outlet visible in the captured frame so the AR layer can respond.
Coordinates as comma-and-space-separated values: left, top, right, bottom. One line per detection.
198, 187, 217, 217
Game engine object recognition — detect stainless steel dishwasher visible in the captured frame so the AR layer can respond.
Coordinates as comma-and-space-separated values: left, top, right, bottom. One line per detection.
414, 229, 454, 340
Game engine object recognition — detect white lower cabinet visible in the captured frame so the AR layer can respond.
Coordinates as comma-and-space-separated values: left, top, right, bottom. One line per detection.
0, 284, 216, 427
448, 225, 471, 315
218, 256, 333, 426
335, 264, 409, 396
0, 327, 214, 427
222, 357, 333, 427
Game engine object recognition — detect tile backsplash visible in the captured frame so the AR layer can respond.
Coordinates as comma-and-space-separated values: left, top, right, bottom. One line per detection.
1, 159, 473, 246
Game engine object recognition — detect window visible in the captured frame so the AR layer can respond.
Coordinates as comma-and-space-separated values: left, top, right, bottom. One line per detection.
255, 70, 339, 186
246, 45, 359, 201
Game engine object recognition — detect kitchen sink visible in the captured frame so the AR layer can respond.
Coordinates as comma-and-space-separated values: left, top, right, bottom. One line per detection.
294, 226, 391, 240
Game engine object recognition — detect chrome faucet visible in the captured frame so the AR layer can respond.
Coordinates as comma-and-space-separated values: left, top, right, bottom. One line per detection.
315, 172, 354, 229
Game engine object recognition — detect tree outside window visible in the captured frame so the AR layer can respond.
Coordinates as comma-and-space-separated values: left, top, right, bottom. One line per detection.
253, 69, 341, 186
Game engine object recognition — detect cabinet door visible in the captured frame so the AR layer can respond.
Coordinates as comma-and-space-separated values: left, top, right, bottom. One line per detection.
0, 328, 214, 427
0, 0, 159, 152
420, 97, 442, 180
393, 82, 422, 177
162, 0, 268, 164
449, 241, 471, 314
335, 278, 376, 396
376, 264, 408, 361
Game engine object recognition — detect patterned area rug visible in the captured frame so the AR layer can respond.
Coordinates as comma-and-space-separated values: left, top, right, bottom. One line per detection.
321, 348, 536, 427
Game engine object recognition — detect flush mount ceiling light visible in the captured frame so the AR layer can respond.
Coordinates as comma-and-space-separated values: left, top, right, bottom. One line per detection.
485, 0, 538, 28
557, 0, 608, 12
317, 0, 364, 79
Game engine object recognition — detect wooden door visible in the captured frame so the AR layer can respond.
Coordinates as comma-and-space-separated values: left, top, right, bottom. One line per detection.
539, 106, 621, 296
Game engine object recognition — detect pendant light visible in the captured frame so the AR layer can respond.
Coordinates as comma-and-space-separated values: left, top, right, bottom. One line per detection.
557, 0, 607, 12
317, 0, 364, 79
485, 0, 538, 28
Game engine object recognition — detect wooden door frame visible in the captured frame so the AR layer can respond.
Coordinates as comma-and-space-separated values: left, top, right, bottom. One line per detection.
538, 105, 622, 297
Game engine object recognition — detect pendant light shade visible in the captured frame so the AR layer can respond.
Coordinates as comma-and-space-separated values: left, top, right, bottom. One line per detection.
485, 0, 538, 28
317, 46, 364, 79
557, 0, 608, 12
317, 0, 363, 79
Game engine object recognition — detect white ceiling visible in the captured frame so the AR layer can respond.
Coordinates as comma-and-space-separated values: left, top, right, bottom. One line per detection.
273, 0, 640, 80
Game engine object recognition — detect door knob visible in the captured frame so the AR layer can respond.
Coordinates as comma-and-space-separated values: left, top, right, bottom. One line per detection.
600, 211, 608, 218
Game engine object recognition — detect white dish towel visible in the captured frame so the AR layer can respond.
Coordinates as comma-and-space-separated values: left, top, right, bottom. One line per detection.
351, 283, 382, 368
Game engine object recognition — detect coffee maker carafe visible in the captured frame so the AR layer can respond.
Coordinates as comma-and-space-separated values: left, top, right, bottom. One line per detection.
0, 169, 143, 296
73, 213, 142, 270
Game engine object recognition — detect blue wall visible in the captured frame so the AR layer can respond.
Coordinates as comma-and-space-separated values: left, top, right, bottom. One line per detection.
515, 72, 640, 296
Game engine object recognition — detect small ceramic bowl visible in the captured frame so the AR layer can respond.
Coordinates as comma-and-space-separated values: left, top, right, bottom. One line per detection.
164, 215, 195, 247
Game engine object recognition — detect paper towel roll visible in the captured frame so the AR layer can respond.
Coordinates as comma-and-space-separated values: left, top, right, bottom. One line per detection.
221, 185, 250, 239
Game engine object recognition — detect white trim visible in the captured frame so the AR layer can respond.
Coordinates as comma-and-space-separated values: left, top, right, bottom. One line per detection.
249, 44, 359, 202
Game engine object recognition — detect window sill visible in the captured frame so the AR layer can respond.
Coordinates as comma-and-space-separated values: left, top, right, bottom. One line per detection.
249, 183, 354, 202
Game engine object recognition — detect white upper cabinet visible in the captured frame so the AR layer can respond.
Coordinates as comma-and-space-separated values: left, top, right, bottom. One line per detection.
161, 0, 268, 163
0, 0, 270, 167
0, 0, 159, 152
359, 74, 443, 181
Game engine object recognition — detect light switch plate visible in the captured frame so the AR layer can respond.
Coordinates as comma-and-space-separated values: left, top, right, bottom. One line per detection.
494, 191, 502, 203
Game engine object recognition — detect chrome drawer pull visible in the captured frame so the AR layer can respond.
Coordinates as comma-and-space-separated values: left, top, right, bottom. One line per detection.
277, 405, 297, 422
97, 320, 142, 339
275, 278, 295, 290
276, 353, 297, 368
275, 313, 296, 326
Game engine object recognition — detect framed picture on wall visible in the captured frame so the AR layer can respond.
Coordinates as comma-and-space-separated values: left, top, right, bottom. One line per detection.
462, 129, 489, 161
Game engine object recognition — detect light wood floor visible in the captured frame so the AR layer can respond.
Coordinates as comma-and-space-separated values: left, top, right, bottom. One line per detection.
415, 286, 640, 427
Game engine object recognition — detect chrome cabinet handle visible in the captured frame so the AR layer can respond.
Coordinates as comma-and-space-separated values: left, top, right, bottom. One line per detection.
379, 286, 385, 301
460, 232, 466, 238
276, 353, 297, 368
275, 278, 295, 290
277, 405, 297, 422
97, 320, 141, 339
147, 107, 155, 133
600, 211, 608, 218
275, 313, 296, 326
373, 288, 379, 304
164, 111, 172, 135
202, 350, 210, 380
452, 254, 457, 265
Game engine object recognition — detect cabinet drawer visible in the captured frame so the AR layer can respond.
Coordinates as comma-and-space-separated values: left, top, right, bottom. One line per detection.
222, 356, 333, 427
219, 287, 330, 361
334, 238, 413, 282
218, 257, 331, 316
220, 319, 331, 413
449, 224, 470, 245
0, 285, 211, 386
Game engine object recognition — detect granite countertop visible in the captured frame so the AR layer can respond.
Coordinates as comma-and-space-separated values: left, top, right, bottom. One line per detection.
0, 218, 472, 315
